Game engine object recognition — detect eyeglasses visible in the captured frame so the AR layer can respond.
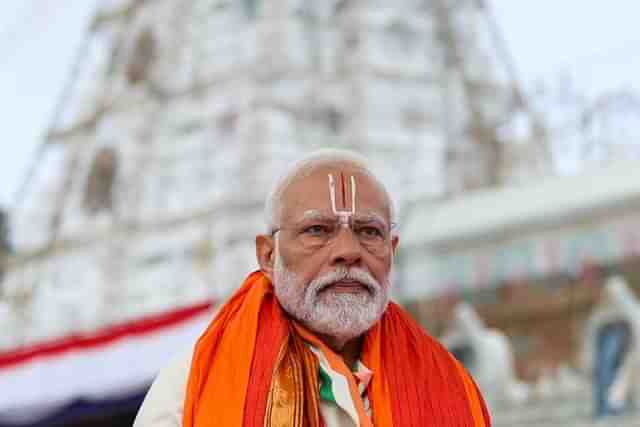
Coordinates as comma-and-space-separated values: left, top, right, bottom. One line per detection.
271, 213, 395, 256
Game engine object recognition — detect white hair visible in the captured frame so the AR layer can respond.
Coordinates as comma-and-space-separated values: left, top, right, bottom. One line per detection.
264, 148, 396, 233
273, 238, 390, 345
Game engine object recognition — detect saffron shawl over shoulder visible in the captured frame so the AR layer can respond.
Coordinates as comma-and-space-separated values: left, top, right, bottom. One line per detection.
183, 271, 490, 427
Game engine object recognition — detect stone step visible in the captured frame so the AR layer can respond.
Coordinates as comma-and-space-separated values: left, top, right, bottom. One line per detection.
491, 392, 639, 427
493, 414, 639, 427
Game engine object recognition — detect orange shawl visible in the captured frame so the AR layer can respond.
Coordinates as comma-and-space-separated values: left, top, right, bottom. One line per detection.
183, 271, 490, 427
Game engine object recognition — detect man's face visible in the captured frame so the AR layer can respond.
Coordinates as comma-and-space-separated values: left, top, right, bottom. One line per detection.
269, 165, 398, 344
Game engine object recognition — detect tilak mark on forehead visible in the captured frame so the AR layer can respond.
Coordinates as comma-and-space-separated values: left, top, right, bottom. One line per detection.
328, 173, 356, 227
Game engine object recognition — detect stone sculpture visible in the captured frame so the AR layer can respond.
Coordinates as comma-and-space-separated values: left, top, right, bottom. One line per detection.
442, 302, 529, 406
582, 275, 640, 418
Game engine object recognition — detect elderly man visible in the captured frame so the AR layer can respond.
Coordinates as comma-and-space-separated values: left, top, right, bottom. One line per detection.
134, 149, 490, 427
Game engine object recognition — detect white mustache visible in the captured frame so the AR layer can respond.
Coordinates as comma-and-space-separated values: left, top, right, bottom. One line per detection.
308, 267, 380, 294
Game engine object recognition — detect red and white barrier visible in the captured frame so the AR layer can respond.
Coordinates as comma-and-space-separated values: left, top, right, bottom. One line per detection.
0, 302, 213, 424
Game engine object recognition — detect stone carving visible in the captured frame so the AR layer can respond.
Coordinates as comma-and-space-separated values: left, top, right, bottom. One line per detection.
126, 28, 156, 85
441, 302, 529, 406
83, 147, 118, 215
582, 275, 640, 418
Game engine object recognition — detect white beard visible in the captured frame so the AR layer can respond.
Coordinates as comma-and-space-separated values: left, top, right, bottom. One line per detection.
273, 246, 390, 345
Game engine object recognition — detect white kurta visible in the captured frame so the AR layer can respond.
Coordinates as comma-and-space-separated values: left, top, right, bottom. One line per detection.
133, 347, 372, 427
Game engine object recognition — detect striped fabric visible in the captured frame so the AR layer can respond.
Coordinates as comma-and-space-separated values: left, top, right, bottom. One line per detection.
310, 345, 368, 424
319, 365, 336, 404
181, 271, 491, 427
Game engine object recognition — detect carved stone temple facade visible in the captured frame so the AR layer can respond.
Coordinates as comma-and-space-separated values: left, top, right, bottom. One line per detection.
1, 0, 546, 350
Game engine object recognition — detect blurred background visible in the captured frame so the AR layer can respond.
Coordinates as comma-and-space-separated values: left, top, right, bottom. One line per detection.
1, 1, 640, 426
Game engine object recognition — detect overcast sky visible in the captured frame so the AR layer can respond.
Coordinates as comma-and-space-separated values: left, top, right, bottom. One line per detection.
1, 1, 639, 207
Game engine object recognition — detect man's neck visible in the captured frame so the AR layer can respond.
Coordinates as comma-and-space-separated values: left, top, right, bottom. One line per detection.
321, 334, 363, 370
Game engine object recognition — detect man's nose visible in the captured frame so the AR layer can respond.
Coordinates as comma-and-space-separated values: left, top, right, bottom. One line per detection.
329, 226, 362, 266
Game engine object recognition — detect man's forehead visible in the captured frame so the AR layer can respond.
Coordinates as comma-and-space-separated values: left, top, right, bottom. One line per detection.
280, 165, 389, 221
299, 209, 388, 224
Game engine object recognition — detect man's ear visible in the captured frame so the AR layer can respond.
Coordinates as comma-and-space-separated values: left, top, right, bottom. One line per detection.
391, 235, 399, 255
256, 234, 276, 281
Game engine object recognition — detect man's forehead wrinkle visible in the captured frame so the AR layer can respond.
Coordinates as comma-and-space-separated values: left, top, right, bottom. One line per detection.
293, 209, 389, 227
300, 209, 331, 220
355, 210, 388, 225
278, 169, 331, 221
286, 209, 336, 227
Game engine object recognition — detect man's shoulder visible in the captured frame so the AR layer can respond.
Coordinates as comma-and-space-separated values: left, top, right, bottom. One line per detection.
133, 349, 194, 427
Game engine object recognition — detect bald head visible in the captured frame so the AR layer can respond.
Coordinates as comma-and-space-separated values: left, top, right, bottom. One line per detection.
264, 149, 395, 233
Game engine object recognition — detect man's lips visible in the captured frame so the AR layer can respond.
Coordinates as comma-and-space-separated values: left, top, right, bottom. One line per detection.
320, 280, 371, 294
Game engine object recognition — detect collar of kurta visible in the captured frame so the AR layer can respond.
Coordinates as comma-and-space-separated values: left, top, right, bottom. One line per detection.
316, 348, 373, 426
318, 358, 372, 405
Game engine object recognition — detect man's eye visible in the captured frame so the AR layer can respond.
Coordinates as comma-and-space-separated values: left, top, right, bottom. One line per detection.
303, 225, 330, 235
358, 226, 383, 238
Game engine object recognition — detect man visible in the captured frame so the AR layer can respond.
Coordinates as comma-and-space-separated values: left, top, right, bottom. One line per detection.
134, 149, 490, 426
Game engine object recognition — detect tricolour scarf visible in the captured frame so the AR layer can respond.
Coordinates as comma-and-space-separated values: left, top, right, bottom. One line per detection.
183, 271, 490, 427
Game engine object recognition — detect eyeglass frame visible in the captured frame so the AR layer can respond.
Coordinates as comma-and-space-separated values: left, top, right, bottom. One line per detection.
269, 210, 397, 255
